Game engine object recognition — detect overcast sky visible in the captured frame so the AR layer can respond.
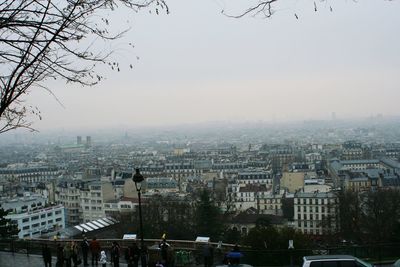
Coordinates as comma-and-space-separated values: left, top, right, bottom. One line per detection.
27, 0, 400, 131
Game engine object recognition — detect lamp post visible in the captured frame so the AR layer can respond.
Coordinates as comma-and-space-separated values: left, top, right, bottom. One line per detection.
132, 168, 146, 267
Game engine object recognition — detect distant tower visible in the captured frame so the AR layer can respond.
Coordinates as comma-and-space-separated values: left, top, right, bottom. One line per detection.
77, 136, 82, 145
331, 112, 336, 120
86, 136, 91, 147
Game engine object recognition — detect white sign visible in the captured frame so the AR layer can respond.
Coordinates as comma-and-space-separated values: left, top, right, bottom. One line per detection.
288, 240, 294, 249
195, 236, 210, 243
123, 234, 137, 240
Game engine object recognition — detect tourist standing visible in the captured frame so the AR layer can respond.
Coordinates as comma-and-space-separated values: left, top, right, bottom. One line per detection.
125, 242, 139, 267
42, 244, 52, 267
64, 242, 73, 267
159, 238, 170, 267
99, 250, 107, 267
111, 241, 121, 267
82, 237, 90, 266
90, 237, 101, 266
56, 243, 64, 267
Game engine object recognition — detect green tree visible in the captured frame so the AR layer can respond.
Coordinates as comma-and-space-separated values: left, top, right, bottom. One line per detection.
141, 195, 195, 240
194, 189, 224, 241
337, 190, 363, 242
222, 228, 241, 244
362, 189, 400, 243
243, 224, 311, 250
0, 208, 19, 239
281, 197, 294, 221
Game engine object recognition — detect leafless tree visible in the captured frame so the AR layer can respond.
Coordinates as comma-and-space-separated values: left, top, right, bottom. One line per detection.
0, 0, 168, 133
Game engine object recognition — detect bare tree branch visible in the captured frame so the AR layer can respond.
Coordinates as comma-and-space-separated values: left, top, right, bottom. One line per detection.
0, 0, 168, 133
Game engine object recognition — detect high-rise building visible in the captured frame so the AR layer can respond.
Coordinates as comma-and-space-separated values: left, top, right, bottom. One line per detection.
86, 136, 91, 147
77, 136, 82, 145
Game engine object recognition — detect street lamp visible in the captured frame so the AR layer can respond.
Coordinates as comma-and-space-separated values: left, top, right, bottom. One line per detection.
132, 168, 146, 267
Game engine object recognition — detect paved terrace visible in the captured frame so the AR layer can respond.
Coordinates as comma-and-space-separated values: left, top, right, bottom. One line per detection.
0, 239, 398, 267
0, 239, 233, 267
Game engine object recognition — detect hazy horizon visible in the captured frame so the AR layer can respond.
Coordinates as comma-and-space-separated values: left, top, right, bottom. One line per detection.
22, 0, 400, 131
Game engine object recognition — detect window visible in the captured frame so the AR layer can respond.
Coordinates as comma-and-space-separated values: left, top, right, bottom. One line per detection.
32, 223, 40, 228
41, 214, 46, 218
341, 261, 356, 267
55, 210, 62, 215
22, 225, 30, 230
56, 218, 62, 222
48, 220, 53, 224
41, 221, 46, 226
323, 261, 339, 267
31, 216, 39, 221
22, 218, 29, 223
310, 262, 323, 267
47, 212, 53, 217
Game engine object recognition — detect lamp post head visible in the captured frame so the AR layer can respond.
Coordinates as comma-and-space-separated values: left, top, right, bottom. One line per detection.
133, 168, 144, 191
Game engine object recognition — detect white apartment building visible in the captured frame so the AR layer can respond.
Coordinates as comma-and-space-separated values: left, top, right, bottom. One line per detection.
80, 181, 114, 223
2, 194, 65, 239
229, 183, 272, 211
55, 180, 82, 226
294, 191, 338, 235
258, 192, 284, 215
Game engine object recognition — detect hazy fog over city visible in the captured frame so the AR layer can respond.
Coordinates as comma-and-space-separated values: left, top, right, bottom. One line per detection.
22, 0, 400, 131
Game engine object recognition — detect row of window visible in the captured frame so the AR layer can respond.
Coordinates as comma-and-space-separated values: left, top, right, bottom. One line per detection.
297, 213, 327, 220
21, 210, 61, 223
84, 206, 102, 211
21, 218, 62, 230
295, 198, 335, 205
297, 205, 327, 213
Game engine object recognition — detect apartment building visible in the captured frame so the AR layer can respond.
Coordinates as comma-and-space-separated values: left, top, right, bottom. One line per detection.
2, 194, 65, 238
80, 181, 115, 223
294, 192, 338, 235
55, 180, 82, 226
258, 192, 284, 215
237, 170, 273, 185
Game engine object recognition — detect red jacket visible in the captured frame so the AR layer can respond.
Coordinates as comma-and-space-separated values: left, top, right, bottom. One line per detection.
90, 240, 101, 253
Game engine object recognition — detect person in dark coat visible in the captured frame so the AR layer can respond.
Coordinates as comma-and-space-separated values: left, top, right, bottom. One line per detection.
125, 242, 139, 267
140, 244, 148, 267
159, 239, 170, 267
90, 237, 101, 266
42, 244, 52, 267
111, 241, 121, 267
56, 243, 64, 267
82, 237, 90, 266
203, 243, 214, 267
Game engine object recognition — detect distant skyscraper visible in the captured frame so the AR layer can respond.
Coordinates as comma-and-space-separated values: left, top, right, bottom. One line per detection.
331, 112, 336, 120
86, 136, 91, 147
77, 136, 82, 145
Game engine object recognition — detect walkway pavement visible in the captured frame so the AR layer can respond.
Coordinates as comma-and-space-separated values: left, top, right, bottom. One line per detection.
0, 251, 131, 267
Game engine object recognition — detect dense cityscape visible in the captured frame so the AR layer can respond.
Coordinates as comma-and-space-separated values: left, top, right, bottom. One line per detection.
1, 118, 400, 245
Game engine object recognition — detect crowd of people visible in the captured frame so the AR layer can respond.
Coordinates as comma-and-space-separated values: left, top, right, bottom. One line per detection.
42, 236, 148, 267
41, 236, 242, 267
